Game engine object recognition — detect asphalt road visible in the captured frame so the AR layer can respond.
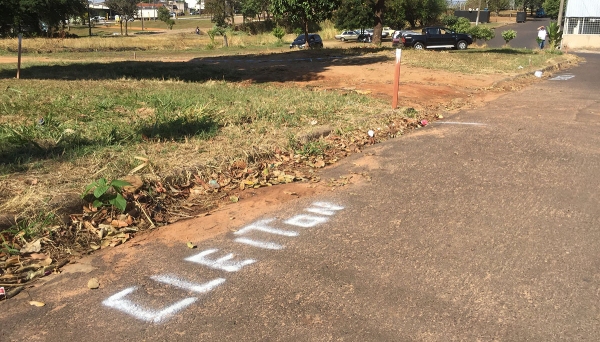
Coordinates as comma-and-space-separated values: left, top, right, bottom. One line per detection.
487, 17, 551, 49
1, 53, 599, 341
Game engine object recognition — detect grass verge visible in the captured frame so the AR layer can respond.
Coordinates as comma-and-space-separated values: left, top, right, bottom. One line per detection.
0, 41, 578, 294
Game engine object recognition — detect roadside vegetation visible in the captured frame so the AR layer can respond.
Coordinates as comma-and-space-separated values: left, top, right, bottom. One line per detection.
0, 0, 575, 297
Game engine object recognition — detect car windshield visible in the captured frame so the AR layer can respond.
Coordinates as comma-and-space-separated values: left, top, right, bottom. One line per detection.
295, 35, 305, 40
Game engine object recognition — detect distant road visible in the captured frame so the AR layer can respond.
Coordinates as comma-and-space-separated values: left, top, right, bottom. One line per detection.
487, 17, 551, 49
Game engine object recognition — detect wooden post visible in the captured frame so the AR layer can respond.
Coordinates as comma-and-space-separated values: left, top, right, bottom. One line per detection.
16, 33, 22, 79
392, 49, 402, 109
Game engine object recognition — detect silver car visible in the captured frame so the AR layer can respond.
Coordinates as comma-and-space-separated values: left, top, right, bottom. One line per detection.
335, 30, 359, 42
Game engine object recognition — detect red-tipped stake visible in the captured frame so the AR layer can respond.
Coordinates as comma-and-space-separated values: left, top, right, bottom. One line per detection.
392, 49, 402, 109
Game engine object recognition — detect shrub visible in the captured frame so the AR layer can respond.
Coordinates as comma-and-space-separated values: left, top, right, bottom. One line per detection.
501, 29, 517, 45
441, 15, 459, 28
469, 25, 495, 43
547, 22, 562, 50
451, 17, 472, 34
272, 26, 285, 41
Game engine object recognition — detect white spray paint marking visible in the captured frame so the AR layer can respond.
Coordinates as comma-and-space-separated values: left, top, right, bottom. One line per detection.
234, 219, 299, 237
550, 73, 575, 81
102, 287, 197, 323
304, 202, 345, 216
284, 214, 329, 228
185, 249, 256, 272
435, 122, 487, 126
103, 201, 345, 324
150, 275, 226, 293
234, 237, 283, 250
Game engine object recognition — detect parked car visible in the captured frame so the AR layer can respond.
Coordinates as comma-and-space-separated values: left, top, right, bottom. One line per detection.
536, 8, 546, 17
401, 27, 473, 50
290, 34, 323, 49
335, 30, 359, 42
392, 30, 419, 46
357, 32, 372, 43
382, 26, 395, 37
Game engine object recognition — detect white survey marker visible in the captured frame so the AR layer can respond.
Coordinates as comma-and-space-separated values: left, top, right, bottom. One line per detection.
103, 201, 345, 323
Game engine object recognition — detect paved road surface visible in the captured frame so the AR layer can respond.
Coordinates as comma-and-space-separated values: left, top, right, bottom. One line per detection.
487, 17, 551, 49
1, 53, 599, 341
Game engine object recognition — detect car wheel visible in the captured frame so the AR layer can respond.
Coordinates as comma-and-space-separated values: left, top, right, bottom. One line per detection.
456, 40, 468, 50
341, 37, 346, 42
413, 42, 425, 50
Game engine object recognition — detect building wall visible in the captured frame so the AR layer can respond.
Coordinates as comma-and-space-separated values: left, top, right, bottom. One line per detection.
563, 34, 600, 49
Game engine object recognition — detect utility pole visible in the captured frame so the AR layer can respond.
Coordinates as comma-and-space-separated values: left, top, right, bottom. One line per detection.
475, 0, 482, 26
557, 0, 566, 30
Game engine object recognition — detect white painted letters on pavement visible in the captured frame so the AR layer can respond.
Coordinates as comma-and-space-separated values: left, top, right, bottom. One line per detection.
103, 201, 345, 323
150, 275, 226, 293
234, 219, 298, 237
102, 287, 197, 323
185, 248, 256, 272
304, 202, 345, 216
284, 214, 329, 228
234, 237, 283, 250
233, 219, 298, 250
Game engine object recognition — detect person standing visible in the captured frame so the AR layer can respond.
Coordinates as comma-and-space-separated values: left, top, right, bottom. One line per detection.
537, 26, 547, 49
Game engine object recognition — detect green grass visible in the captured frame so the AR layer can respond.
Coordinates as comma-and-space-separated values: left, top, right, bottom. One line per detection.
400, 48, 570, 74
0, 40, 578, 254
0, 66, 383, 174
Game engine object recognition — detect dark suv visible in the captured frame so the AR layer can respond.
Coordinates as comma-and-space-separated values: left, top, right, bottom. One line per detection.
290, 34, 323, 49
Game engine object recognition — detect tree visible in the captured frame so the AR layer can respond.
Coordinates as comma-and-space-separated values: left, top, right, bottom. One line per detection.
487, 0, 511, 16
205, 0, 239, 27
105, 0, 138, 35
401, 0, 447, 28
335, 0, 374, 32
543, 0, 566, 20
157, 6, 175, 29
1, 0, 86, 37
385, 0, 406, 30
271, 0, 341, 48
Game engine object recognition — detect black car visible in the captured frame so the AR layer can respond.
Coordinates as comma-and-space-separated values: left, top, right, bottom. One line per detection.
402, 27, 473, 50
290, 34, 323, 49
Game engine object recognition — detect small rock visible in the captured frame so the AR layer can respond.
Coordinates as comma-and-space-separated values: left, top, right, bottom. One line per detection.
87, 278, 100, 289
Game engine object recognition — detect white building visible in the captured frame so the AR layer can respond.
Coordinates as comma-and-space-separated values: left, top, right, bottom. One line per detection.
562, 0, 600, 49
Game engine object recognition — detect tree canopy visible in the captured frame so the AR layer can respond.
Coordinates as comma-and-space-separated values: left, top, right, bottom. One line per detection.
271, 0, 341, 46
105, 0, 137, 35
0, 0, 86, 37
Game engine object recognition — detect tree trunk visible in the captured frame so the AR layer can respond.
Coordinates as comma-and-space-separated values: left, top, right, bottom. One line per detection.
373, 0, 384, 45
304, 19, 309, 48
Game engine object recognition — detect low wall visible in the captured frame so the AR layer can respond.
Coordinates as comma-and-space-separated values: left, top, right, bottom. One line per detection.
562, 34, 600, 50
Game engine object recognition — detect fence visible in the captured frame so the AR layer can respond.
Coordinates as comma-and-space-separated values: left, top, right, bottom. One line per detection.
564, 17, 600, 35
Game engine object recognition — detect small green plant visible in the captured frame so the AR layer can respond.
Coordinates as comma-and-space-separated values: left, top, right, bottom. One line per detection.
547, 22, 562, 50
404, 107, 418, 118
501, 30, 517, 45
272, 26, 285, 41
82, 178, 131, 212
297, 141, 328, 157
